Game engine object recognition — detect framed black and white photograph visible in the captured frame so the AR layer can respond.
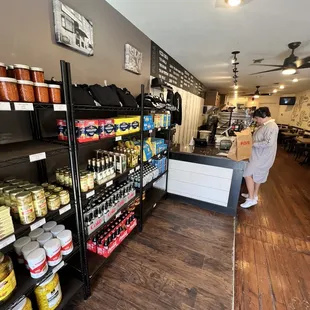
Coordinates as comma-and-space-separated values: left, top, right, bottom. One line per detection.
124, 43, 142, 75
53, 0, 94, 56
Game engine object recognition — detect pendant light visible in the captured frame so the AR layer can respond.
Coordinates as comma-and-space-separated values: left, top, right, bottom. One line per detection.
227, 0, 242, 6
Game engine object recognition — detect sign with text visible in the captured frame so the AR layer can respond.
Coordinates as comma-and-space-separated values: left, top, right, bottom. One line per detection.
151, 41, 206, 98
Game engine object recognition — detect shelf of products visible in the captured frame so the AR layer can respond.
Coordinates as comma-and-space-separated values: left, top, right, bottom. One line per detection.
0, 102, 67, 111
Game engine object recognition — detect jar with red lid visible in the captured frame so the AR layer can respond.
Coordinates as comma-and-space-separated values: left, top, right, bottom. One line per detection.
17, 80, 35, 102
14, 64, 30, 81
7, 65, 15, 78
30, 67, 45, 83
0, 63, 6, 77
34, 83, 49, 103
48, 84, 61, 103
0, 77, 19, 101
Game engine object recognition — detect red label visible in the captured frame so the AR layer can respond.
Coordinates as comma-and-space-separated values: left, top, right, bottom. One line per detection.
47, 248, 61, 262
90, 218, 103, 231
29, 259, 47, 274
240, 141, 250, 146
62, 240, 73, 251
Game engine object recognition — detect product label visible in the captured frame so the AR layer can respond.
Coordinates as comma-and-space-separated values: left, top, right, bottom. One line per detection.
53, 104, 67, 111
14, 102, 34, 111
47, 248, 61, 262
0, 102, 11, 111
120, 122, 128, 132
52, 261, 65, 274
0, 270, 17, 301
104, 123, 115, 134
30, 218, 46, 231
86, 190, 95, 199
132, 121, 139, 129
29, 259, 47, 275
29, 152, 46, 162
62, 240, 73, 252
106, 180, 113, 188
85, 125, 98, 137
59, 204, 71, 215
0, 234, 16, 250
47, 282, 62, 308
115, 136, 122, 141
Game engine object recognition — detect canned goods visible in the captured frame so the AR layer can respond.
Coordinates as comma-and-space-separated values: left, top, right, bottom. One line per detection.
59, 190, 70, 206
15, 191, 36, 225
26, 248, 48, 279
44, 239, 62, 267
57, 230, 73, 256
80, 173, 88, 193
47, 195, 60, 211
31, 186, 48, 217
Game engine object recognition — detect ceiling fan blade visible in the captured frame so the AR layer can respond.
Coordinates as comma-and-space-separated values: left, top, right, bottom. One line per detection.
261, 93, 272, 96
244, 94, 254, 96
296, 56, 310, 68
251, 64, 284, 68
299, 62, 310, 69
250, 68, 283, 75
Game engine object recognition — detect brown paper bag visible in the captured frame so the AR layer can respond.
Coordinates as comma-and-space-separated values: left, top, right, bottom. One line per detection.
227, 128, 252, 161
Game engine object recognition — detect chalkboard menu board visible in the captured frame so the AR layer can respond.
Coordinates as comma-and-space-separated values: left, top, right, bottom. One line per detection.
151, 41, 206, 98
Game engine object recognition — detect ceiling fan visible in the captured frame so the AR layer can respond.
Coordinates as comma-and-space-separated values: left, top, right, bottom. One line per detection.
251, 42, 310, 75
244, 86, 271, 98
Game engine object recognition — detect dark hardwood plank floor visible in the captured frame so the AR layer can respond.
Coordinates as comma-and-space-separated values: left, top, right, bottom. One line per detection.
71, 199, 234, 309
235, 148, 310, 310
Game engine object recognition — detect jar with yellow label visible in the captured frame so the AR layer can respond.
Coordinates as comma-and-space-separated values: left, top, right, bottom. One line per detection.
16, 191, 36, 225
0, 252, 17, 305
47, 195, 60, 211
59, 190, 70, 206
35, 272, 62, 310
31, 187, 48, 217
80, 173, 88, 193
11, 296, 32, 310
3, 186, 17, 207
9, 189, 24, 220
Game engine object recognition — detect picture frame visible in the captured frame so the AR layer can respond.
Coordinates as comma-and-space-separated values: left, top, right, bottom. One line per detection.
124, 43, 142, 75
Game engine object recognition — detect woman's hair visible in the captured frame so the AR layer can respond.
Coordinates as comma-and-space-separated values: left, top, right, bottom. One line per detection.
253, 107, 271, 118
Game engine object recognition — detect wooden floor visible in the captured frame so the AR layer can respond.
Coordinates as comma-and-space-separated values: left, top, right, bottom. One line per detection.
72, 199, 235, 309
235, 148, 310, 310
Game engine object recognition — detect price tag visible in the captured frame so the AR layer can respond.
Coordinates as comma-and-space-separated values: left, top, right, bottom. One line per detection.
30, 218, 46, 231
149, 130, 153, 134
53, 104, 67, 111
115, 136, 122, 141
52, 261, 65, 274
129, 169, 134, 175
0, 102, 11, 111
158, 127, 161, 131
135, 166, 140, 171
86, 190, 95, 199
0, 234, 16, 250
29, 152, 46, 162
106, 180, 113, 188
59, 204, 71, 215
14, 102, 34, 111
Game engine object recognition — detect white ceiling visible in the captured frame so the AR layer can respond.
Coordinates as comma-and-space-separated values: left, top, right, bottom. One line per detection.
107, 0, 310, 96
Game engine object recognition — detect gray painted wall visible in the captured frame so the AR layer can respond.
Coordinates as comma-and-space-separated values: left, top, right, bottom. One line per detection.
0, 0, 151, 95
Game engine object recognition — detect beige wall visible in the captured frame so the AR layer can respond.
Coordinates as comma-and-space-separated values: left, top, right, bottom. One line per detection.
0, 0, 151, 95
290, 89, 310, 130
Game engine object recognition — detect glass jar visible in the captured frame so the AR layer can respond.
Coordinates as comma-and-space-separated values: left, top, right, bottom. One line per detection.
9, 189, 24, 220
48, 84, 61, 104
59, 190, 70, 206
16, 191, 36, 225
0, 77, 19, 101
11, 296, 32, 310
17, 80, 35, 102
80, 173, 88, 193
3, 186, 17, 207
7, 65, 15, 78
53, 187, 63, 194
47, 195, 61, 211
64, 172, 70, 187
14, 64, 30, 80
47, 185, 56, 192
31, 186, 48, 218
33, 82, 49, 103
0, 63, 6, 77
0, 252, 17, 305
87, 172, 94, 190
30, 67, 44, 83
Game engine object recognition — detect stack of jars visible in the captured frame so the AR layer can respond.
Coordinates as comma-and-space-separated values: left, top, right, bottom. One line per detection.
0, 62, 61, 104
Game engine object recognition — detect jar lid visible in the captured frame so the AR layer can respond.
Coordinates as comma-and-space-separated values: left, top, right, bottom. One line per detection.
44, 238, 61, 251
31, 186, 44, 194
51, 225, 65, 236
26, 247, 45, 262
21, 241, 39, 256
16, 191, 31, 200
0, 62, 6, 67
39, 273, 55, 287
30, 67, 44, 72
12, 297, 27, 310
48, 194, 59, 201
42, 221, 57, 232
48, 84, 61, 89
33, 82, 48, 87
14, 64, 30, 70
17, 80, 34, 85
0, 77, 17, 83
28, 227, 44, 240
57, 229, 72, 241
37, 232, 52, 244
13, 236, 31, 250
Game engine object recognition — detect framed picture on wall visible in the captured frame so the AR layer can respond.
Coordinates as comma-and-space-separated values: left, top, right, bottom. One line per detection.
124, 43, 142, 75
53, 0, 94, 56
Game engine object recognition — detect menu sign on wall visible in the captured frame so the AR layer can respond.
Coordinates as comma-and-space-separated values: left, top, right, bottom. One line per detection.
151, 41, 206, 98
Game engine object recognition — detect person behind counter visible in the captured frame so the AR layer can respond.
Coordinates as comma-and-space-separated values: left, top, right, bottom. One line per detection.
241, 107, 279, 209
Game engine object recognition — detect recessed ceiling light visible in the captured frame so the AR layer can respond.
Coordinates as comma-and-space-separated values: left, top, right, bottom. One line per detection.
227, 0, 242, 7
279, 85, 285, 89
273, 89, 278, 93
293, 78, 299, 83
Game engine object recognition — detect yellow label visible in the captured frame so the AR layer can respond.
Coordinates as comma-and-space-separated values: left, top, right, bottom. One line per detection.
0, 270, 17, 301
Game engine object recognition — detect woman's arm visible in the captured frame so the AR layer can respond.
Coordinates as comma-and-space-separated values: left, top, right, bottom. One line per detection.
253, 126, 279, 149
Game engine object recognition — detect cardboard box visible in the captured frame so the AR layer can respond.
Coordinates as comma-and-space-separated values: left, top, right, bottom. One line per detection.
114, 118, 129, 136
75, 119, 99, 143
98, 119, 115, 139
57, 119, 68, 141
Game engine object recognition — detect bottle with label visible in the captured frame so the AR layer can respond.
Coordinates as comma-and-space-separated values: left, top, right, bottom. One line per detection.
109, 156, 115, 175
91, 158, 96, 183
105, 157, 110, 177
96, 160, 102, 185
101, 158, 106, 182
87, 159, 92, 172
